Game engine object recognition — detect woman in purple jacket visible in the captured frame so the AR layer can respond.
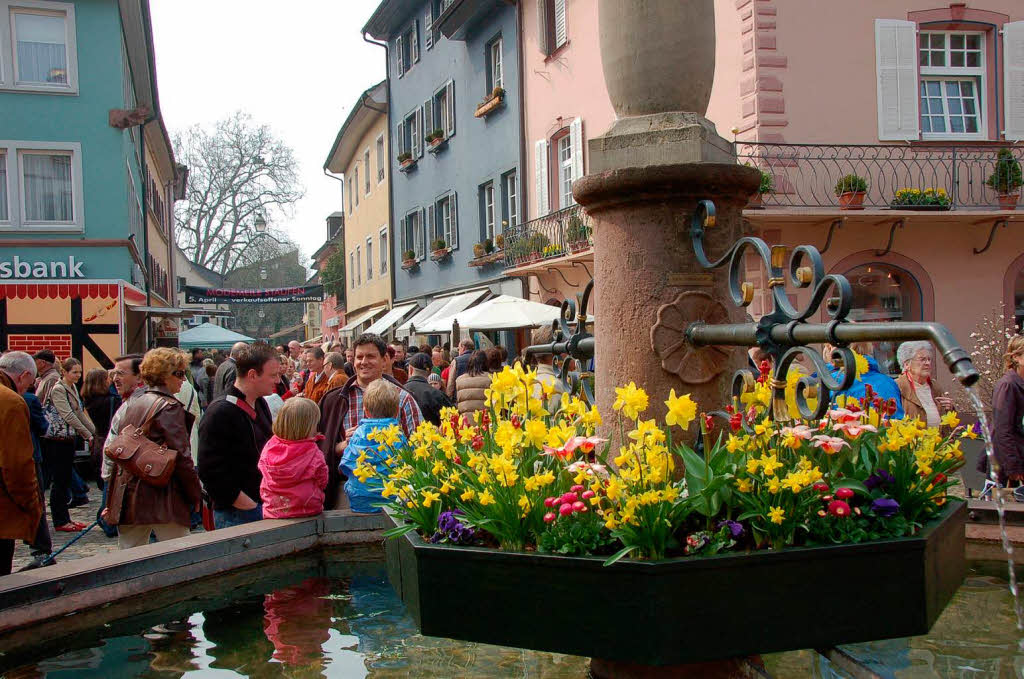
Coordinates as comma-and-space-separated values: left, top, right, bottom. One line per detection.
983, 336, 1024, 491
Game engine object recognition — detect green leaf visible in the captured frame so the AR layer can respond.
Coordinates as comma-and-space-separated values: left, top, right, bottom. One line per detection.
737, 510, 761, 521
382, 524, 418, 538
603, 545, 638, 567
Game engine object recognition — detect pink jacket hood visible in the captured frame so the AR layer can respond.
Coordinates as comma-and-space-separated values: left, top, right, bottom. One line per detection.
258, 435, 328, 519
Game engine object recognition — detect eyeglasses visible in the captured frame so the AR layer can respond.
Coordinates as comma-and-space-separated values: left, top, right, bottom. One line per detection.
172, 370, 186, 378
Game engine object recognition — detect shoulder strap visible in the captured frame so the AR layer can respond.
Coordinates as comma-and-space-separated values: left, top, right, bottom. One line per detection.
134, 394, 170, 436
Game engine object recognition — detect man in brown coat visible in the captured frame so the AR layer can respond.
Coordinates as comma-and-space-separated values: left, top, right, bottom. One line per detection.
0, 356, 42, 575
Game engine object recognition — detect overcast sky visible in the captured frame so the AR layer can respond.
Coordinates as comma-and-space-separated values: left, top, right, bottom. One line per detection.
150, 0, 386, 266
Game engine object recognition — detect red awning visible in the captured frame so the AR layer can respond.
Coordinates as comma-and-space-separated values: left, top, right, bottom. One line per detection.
0, 283, 121, 300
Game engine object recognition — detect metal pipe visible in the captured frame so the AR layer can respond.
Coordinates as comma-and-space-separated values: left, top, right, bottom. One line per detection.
524, 336, 594, 360
687, 321, 979, 387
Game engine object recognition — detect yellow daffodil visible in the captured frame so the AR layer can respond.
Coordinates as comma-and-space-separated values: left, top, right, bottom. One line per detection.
940, 411, 960, 428
478, 489, 496, 506
460, 488, 476, 501
769, 506, 785, 524
735, 478, 753, 493
613, 382, 649, 420
664, 389, 697, 429
421, 490, 441, 507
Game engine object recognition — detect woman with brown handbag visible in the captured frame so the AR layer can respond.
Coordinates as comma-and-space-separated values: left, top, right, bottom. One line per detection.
101, 348, 201, 549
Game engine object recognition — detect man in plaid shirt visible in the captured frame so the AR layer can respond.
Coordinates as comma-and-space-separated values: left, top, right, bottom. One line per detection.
318, 333, 423, 508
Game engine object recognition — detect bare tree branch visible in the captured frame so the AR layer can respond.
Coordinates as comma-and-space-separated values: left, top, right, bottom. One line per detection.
173, 111, 305, 274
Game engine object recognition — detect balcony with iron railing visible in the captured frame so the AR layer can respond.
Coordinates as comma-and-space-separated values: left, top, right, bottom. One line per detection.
736, 142, 1023, 211
503, 205, 593, 269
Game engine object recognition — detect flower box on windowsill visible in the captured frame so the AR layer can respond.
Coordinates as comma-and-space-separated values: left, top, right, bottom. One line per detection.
401, 258, 419, 271
430, 248, 452, 263
427, 137, 449, 154
399, 158, 418, 173
889, 204, 952, 212
569, 240, 592, 254
474, 93, 505, 119
469, 250, 504, 267
383, 501, 965, 666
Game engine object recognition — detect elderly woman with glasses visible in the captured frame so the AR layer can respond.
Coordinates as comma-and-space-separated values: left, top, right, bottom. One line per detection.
101, 348, 201, 550
895, 341, 953, 428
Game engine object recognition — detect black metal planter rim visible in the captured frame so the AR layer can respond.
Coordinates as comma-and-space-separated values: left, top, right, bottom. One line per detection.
385, 500, 962, 568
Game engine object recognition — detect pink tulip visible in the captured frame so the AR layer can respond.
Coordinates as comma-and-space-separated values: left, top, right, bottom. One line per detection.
582, 490, 596, 499
559, 503, 573, 516
812, 435, 850, 454
572, 501, 585, 512
543, 512, 556, 523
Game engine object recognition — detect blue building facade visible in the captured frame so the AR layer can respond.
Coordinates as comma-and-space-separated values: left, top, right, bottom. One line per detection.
0, 0, 183, 367
365, 0, 525, 320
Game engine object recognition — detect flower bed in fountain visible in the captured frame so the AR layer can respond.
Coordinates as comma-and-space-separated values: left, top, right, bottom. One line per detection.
356, 362, 968, 664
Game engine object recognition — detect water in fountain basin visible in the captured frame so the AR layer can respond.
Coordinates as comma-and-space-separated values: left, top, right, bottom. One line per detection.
965, 385, 1024, 650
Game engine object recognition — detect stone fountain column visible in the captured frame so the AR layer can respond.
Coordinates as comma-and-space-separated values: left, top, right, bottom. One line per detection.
575, 0, 760, 435
575, 4, 762, 676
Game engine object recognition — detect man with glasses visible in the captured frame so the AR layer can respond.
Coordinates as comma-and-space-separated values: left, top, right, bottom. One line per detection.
97, 354, 145, 538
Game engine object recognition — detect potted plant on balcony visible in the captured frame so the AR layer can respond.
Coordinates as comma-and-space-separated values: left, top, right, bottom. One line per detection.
747, 165, 774, 208
986, 148, 1023, 210
566, 213, 592, 252
835, 174, 868, 209
426, 129, 447, 153
430, 239, 451, 262
398, 151, 416, 172
890, 187, 951, 211
474, 86, 506, 118
526, 232, 550, 262
401, 249, 418, 270
473, 242, 487, 258
495, 232, 505, 251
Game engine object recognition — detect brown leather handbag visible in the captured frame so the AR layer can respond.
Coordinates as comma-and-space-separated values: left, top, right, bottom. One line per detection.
104, 396, 177, 488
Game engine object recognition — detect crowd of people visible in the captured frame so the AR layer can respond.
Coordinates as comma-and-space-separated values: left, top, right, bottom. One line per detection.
5, 327, 1024, 576
0, 328, 565, 576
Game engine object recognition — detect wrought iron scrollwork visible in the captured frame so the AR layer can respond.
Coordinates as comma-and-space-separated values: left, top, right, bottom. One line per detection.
523, 279, 596, 406
689, 200, 857, 421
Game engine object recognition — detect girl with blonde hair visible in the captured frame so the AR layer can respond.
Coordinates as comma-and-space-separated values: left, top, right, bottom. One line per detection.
258, 397, 328, 519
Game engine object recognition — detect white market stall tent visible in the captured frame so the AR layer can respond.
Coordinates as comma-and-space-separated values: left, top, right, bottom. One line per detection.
448, 295, 567, 331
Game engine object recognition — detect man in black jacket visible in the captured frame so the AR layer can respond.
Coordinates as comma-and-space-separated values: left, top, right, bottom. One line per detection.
212, 342, 248, 401
198, 343, 278, 528
404, 352, 452, 426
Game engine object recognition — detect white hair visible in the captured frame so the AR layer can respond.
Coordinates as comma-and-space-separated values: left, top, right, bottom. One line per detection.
896, 340, 933, 371
0, 351, 37, 380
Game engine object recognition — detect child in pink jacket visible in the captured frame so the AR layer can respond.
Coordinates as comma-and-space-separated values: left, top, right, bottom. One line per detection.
258, 397, 328, 519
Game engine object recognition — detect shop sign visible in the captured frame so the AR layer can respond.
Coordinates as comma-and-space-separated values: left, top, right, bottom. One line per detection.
184, 284, 324, 304
0, 256, 85, 279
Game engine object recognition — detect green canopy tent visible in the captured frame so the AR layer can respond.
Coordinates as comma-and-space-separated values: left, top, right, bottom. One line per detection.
178, 322, 255, 350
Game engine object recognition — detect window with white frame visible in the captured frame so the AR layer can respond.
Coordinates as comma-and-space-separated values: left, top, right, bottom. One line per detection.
356, 245, 361, 285
435, 193, 457, 248
480, 181, 495, 242
354, 165, 360, 207
379, 227, 388, 275
375, 135, 385, 182
363, 149, 371, 194
538, 0, 567, 56
0, 141, 82, 231
432, 82, 455, 138
503, 169, 517, 229
918, 32, 985, 136
347, 178, 353, 214
396, 21, 419, 78
488, 38, 503, 92
402, 209, 423, 260
366, 236, 373, 280
350, 251, 356, 288
557, 135, 574, 209
3, 2, 78, 92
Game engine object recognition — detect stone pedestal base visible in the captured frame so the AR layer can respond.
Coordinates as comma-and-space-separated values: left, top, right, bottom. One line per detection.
590, 656, 768, 679
574, 118, 759, 439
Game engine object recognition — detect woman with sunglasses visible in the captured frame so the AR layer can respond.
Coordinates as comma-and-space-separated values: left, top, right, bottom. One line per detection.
101, 348, 201, 549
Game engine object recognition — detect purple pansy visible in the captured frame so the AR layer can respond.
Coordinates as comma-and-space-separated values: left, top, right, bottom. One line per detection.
870, 497, 900, 518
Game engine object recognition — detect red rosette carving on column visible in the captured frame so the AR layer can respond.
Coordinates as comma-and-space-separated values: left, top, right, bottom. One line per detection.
650, 291, 731, 385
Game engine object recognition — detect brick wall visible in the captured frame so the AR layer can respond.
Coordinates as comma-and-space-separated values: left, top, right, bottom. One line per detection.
8, 335, 73, 361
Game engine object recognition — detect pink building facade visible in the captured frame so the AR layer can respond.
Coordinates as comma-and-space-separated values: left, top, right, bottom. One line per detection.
513, 0, 1024, 393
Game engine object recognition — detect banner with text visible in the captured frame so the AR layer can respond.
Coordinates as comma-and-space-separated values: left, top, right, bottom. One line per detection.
184, 284, 324, 305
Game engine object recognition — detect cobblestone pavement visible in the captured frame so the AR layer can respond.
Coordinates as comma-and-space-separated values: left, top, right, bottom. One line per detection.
10, 485, 205, 572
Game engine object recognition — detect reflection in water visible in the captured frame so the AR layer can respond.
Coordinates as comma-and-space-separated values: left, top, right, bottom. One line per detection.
4, 561, 1024, 678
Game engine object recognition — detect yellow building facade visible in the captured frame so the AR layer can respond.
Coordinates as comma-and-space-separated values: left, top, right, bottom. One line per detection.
325, 82, 394, 342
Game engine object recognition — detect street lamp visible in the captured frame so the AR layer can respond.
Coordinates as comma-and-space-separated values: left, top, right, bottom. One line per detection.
254, 213, 267, 233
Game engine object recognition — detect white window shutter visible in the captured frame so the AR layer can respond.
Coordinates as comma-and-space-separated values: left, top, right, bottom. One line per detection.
535, 139, 549, 216
425, 7, 433, 50
450, 192, 458, 248
554, 0, 567, 48
446, 80, 456, 136
569, 117, 584, 181
400, 216, 408, 254
417, 209, 427, 259
411, 21, 420, 63
416, 106, 424, 158
1004, 21, 1024, 141
424, 98, 433, 137
537, 0, 549, 55
396, 36, 404, 77
874, 19, 919, 141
